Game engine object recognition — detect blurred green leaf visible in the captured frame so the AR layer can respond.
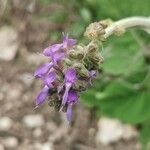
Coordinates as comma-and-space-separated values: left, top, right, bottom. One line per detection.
38, 0, 52, 5
80, 8, 92, 23
85, 0, 150, 19
140, 124, 150, 150
102, 32, 145, 76
70, 21, 86, 37
98, 80, 150, 124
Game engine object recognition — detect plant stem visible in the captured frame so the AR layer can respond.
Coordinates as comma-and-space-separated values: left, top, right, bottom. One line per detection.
104, 16, 150, 38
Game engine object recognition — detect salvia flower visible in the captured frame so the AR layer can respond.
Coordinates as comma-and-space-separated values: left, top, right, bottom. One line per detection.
66, 90, 79, 122
34, 33, 103, 122
62, 68, 77, 106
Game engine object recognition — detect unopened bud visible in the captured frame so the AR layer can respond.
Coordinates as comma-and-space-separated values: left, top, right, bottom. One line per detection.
68, 50, 76, 59
73, 80, 88, 91
87, 42, 98, 54
84, 21, 106, 40
54, 100, 61, 111
73, 63, 89, 77
63, 58, 72, 66
48, 94, 58, 107
99, 19, 112, 28
68, 46, 85, 60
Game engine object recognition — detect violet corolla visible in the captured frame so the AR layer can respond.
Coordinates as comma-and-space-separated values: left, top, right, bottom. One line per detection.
34, 34, 103, 122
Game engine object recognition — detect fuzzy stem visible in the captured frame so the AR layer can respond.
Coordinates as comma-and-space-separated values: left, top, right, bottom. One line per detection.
104, 16, 150, 38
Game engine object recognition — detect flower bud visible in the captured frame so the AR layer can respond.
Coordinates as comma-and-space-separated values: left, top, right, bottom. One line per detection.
84, 21, 106, 40
87, 42, 98, 54
68, 50, 75, 58
63, 58, 72, 66
73, 80, 88, 91
54, 100, 61, 111
68, 46, 85, 60
73, 63, 89, 77
99, 19, 112, 28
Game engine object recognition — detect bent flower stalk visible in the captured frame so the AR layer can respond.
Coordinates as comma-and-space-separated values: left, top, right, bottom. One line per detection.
34, 33, 103, 122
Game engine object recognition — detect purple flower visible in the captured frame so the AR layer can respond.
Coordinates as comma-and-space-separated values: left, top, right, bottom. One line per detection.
43, 34, 76, 66
43, 34, 76, 58
51, 51, 65, 65
89, 70, 97, 78
62, 68, 77, 105
43, 44, 63, 56
44, 71, 56, 87
34, 62, 53, 78
66, 90, 79, 122
62, 33, 76, 49
34, 33, 100, 122
35, 85, 49, 106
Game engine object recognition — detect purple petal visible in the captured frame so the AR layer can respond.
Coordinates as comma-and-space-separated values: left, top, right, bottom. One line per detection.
63, 33, 68, 41
34, 62, 53, 78
66, 104, 73, 122
67, 38, 76, 46
65, 68, 77, 83
52, 51, 65, 64
35, 85, 49, 106
89, 70, 97, 78
43, 43, 63, 56
62, 82, 72, 105
63, 33, 76, 48
67, 90, 79, 104
44, 71, 56, 87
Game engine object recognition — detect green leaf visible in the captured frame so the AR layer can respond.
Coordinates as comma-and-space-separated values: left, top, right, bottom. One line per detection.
81, 90, 97, 107
102, 33, 145, 76
91, 0, 150, 19
80, 8, 92, 23
140, 124, 150, 150
98, 80, 150, 124
70, 21, 86, 37
126, 68, 148, 84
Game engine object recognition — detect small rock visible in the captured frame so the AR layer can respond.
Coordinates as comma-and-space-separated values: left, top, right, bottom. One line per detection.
0, 26, 18, 61
19, 73, 34, 87
122, 125, 138, 139
26, 53, 49, 65
46, 122, 57, 133
96, 117, 138, 145
0, 144, 4, 150
23, 114, 45, 128
3, 136, 18, 148
42, 142, 53, 150
0, 117, 13, 131
33, 143, 43, 150
33, 142, 53, 150
33, 128, 42, 137
6, 84, 22, 100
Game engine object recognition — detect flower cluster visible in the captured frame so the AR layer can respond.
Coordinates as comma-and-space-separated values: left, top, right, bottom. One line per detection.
34, 33, 103, 122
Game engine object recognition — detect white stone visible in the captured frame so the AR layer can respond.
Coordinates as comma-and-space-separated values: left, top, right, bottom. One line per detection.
0, 117, 12, 131
42, 142, 53, 150
6, 84, 22, 100
122, 124, 138, 139
96, 117, 138, 145
0, 144, 4, 150
23, 114, 44, 128
19, 73, 34, 87
0, 26, 18, 61
33, 142, 53, 150
3, 136, 18, 148
33, 128, 42, 137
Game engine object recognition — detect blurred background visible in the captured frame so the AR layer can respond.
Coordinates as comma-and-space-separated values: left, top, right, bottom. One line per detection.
0, 0, 150, 150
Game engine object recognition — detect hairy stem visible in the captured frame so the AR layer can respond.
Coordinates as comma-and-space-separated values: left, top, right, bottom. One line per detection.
104, 16, 150, 38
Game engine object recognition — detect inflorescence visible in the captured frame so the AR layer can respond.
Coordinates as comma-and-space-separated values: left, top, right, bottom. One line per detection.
34, 33, 104, 122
